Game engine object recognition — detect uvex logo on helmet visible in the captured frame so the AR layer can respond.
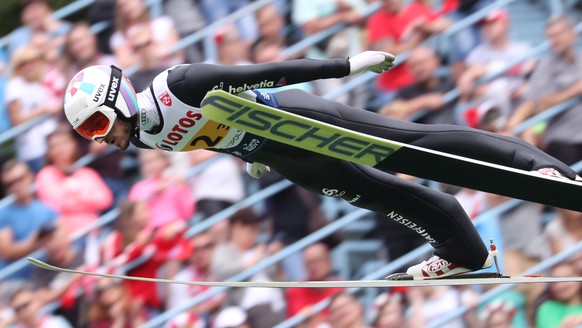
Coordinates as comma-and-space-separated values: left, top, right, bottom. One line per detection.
93, 84, 106, 102
108, 76, 120, 102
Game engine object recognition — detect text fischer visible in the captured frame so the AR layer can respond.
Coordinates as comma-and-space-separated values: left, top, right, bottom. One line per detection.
204, 95, 397, 165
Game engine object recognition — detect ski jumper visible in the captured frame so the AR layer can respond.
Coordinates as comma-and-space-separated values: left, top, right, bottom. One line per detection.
131, 58, 577, 270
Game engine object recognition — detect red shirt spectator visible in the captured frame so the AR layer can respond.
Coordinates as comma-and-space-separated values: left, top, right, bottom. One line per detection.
99, 200, 185, 311
166, 233, 225, 313
287, 285, 344, 317
285, 243, 344, 325
129, 149, 195, 230
367, 0, 450, 96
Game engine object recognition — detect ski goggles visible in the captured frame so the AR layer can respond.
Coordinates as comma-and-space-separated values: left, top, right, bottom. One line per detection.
75, 65, 123, 141
75, 107, 117, 140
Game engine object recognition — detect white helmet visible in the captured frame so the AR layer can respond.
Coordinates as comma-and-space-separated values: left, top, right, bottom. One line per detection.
64, 65, 139, 140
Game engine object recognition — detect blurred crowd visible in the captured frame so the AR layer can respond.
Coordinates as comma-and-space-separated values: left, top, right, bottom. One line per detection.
0, 0, 582, 327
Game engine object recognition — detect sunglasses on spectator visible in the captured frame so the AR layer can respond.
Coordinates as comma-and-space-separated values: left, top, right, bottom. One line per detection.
12, 302, 30, 313
194, 242, 215, 251
16, 56, 41, 68
3, 173, 29, 189
96, 281, 121, 296
133, 39, 152, 51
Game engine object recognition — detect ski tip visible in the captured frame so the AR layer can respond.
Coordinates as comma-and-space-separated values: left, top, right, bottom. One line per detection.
385, 273, 414, 281
27, 257, 53, 270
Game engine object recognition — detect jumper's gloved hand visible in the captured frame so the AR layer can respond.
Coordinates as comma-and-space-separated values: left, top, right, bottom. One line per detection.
349, 51, 396, 76
246, 162, 270, 179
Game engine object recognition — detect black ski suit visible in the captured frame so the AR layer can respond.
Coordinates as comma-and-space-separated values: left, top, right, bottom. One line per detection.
132, 58, 577, 270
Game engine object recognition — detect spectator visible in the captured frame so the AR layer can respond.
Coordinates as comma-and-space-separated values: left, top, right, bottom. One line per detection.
256, 4, 298, 49
544, 208, 582, 284
163, 0, 206, 63
0, 288, 13, 328
6, 0, 72, 56
86, 0, 116, 55
28, 31, 67, 111
30, 228, 85, 327
446, 0, 492, 79
0, 48, 10, 133
213, 24, 253, 66
76, 140, 129, 213
213, 306, 250, 328
199, 0, 258, 42
379, 46, 456, 124
371, 291, 407, 328
535, 262, 582, 328
405, 286, 467, 328
31, 229, 81, 292
456, 9, 534, 130
325, 292, 370, 328
0, 160, 58, 281
366, 0, 450, 110
463, 284, 529, 328
292, 0, 367, 106
9, 287, 72, 328
187, 150, 245, 243
286, 243, 345, 326
62, 21, 119, 80
125, 23, 169, 92
98, 200, 185, 315
477, 299, 520, 328
545, 208, 582, 255
5, 45, 60, 172
164, 312, 205, 328
166, 232, 225, 317
35, 126, 113, 235
453, 188, 489, 220
250, 38, 314, 93
259, 171, 342, 281
251, 37, 285, 64
129, 149, 194, 230
86, 278, 148, 328
210, 207, 285, 328
479, 193, 549, 313
505, 16, 582, 166
292, 0, 365, 59
111, 0, 184, 69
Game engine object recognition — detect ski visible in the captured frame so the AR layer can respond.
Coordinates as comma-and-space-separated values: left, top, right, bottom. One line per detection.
27, 257, 582, 288
201, 90, 582, 211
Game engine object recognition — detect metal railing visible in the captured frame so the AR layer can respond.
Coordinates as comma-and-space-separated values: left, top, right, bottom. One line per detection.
141, 208, 373, 328
0, 153, 226, 280
275, 158, 582, 327
429, 239, 582, 328
185, 179, 293, 238
125, 0, 276, 75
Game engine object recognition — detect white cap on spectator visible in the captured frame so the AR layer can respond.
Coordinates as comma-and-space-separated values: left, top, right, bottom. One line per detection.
479, 299, 517, 321
213, 306, 247, 328
481, 9, 509, 24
